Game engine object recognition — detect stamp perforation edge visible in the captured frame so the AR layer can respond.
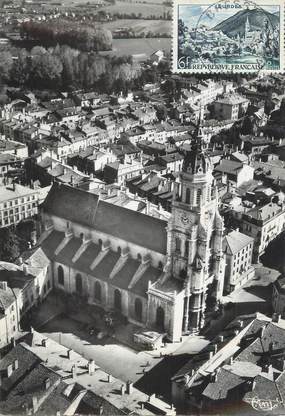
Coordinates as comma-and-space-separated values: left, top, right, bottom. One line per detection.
172, 0, 285, 74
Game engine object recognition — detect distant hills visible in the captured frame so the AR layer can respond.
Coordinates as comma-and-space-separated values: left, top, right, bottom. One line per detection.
212, 8, 279, 38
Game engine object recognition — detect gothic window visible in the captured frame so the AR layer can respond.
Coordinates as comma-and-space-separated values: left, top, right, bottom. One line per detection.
94, 281, 102, 302
197, 189, 202, 206
80, 233, 84, 240
135, 298, 143, 321
156, 306, 165, 330
118, 247, 121, 255
158, 261, 163, 270
114, 289, 122, 311
185, 241, 189, 258
75, 273, 83, 294
98, 239, 102, 249
175, 237, 181, 252
137, 253, 142, 262
58, 265, 64, 286
185, 188, 191, 204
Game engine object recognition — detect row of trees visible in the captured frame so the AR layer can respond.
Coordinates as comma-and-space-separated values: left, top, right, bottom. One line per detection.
0, 45, 143, 92
20, 20, 112, 52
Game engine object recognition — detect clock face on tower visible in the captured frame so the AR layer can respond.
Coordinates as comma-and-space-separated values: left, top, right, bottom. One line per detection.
180, 213, 191, 226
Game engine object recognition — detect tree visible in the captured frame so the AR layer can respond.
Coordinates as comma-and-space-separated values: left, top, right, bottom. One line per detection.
0, 51, 13, 83
0, 228, 20, 262
156, 104, 168, 121
240, 116, 254, 135
10, 50, 30, 86
30, 52, 63, 88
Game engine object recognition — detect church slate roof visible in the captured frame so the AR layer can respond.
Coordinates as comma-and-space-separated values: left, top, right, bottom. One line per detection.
41, 231, 160, 297
43, 184, 167, 254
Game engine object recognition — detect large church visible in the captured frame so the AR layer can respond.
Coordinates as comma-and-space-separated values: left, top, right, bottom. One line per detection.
40, 132, 226, 342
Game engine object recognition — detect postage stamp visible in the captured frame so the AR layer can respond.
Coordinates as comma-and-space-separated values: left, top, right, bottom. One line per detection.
172, 0, 285, 73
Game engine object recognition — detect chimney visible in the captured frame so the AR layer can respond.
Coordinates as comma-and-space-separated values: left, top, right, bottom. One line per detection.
88, 360, 95, 375
236, 319, 243, 328
32, 396, 38, 413
120, 384, 125, 396
14, 359, 19, 370
44, 378, 51, 390
67, 349, 73, 359
264, 364, 273, 374
250, 380, 256, 391
42, 339, 47, 347
126, 380, 133, 394
210, 368, 220, 383
272, 313, 281, 323
0, 281, 8, 291
72, 364, 77, 379
7, 364, 13, 377
107, 374, 112, 383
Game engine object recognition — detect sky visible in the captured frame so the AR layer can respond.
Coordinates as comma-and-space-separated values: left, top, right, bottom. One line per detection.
178, 4, 280, 30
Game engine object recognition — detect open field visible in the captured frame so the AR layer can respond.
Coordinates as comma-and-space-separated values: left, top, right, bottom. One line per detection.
101, 19, 171, 35
100, 37, 171, 58
100, 0, 171, 18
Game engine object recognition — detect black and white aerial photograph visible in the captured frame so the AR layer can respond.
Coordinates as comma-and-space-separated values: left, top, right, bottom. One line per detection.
0, 0, 285, 414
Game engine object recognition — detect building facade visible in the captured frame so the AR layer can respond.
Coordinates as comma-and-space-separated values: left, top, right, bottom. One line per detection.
239, 201, 285, 262
223, 230, 255, 293
0, 184, 39, 228
40, 131, 226, 341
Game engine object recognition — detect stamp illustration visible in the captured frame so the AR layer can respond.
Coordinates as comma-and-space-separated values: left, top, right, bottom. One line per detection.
172, 0, 285, 73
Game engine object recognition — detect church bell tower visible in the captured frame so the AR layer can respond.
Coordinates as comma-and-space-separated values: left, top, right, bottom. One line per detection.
166, 124, 225, 334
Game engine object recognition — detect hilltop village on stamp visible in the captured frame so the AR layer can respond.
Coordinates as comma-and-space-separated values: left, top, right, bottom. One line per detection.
0, 0, 285, 414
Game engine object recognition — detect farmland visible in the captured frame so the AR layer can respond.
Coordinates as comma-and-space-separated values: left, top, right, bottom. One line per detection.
101, 19, 171, 36
100, 37, 171, 58
99, 0, 171, 18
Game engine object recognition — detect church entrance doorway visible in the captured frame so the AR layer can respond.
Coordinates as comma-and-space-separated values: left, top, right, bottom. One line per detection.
114, 289, 122, 311
156, 306, 165, 330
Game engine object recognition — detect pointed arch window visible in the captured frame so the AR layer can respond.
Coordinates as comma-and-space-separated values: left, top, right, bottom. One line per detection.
94, 281, 102, 302
58, 265, 64, 286
185, 240, 189, 258
175, 237, 181, 252
185, 188, 191, 204
197, 188, 202, 206
75, 273, 83, 294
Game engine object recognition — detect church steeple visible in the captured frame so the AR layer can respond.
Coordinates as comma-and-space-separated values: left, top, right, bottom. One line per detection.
182, 115, 211, 176
164, 115, 226, 335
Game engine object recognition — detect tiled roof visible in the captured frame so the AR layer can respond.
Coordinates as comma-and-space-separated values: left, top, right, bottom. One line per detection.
214, 160, 243, 176
43, 184, 167, 254
202, 368, 245, 401
2, 363, 61, 414
0, 343, 40, 393
245, 202, 284, 222
224, 230, 253, 255
41, 231, 161, 298
77, 390, 126, 415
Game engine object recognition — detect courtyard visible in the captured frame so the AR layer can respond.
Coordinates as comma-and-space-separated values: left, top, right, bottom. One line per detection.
30, 294, 209, 400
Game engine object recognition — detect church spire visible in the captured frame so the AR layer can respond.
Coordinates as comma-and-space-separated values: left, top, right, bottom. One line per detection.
182, 114, 211, 175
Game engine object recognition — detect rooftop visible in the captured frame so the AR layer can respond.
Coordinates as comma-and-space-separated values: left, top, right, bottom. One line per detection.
0, 184, 37, 203
43, 184, 167, 254
224, 230, 253, 255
